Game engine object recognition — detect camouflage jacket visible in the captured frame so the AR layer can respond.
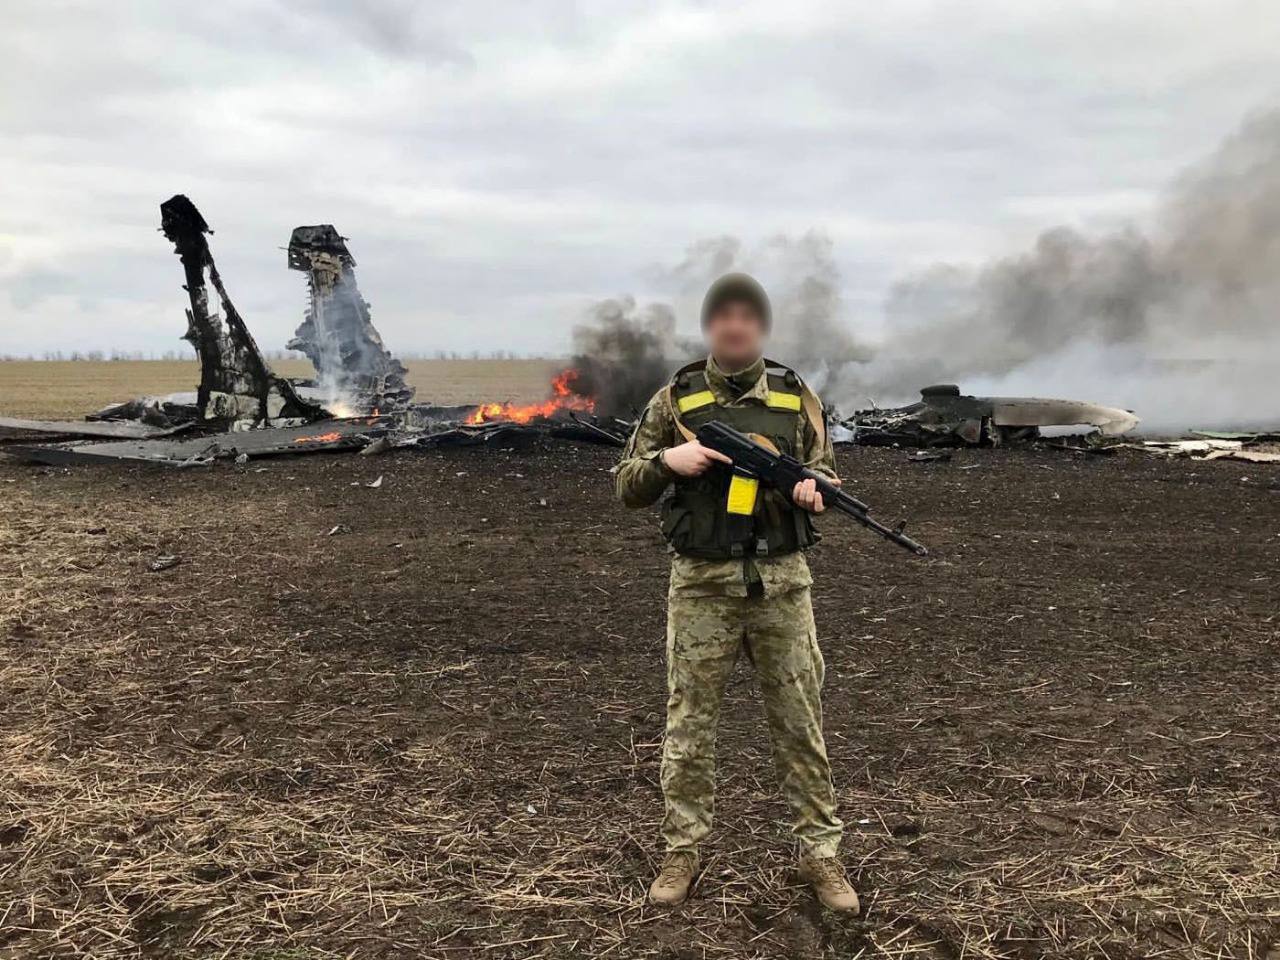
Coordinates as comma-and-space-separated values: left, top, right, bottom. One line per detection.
614, 356, 838, 598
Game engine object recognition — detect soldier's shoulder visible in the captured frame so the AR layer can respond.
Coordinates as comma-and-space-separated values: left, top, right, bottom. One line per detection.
638, 384, 675, 417
770, 360, 815, 392
622, 385, 675, 442
798, 377, 824, 408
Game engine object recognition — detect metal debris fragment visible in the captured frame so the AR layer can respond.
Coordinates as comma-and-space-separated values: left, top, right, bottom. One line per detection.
1189, 429, 1280, 442
286, 225, 414, 413
843, 384, 1140, 447
160, 195, 326, 424
1136, 439, 1280, 463
0, 417, 193, 441
4, 419, 386, 467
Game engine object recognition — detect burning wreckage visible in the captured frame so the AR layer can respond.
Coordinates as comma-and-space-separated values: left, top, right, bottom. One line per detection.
284, 223, 414, 415
0, 194, 1170, 468
840, 384, 1142, 447
1, 196, 627, 466
835, 389, 1277, 461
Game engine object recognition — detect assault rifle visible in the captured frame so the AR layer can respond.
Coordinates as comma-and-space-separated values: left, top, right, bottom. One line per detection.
696, 420, 929, 557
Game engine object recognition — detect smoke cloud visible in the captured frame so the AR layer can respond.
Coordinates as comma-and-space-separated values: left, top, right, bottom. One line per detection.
655, 232, 871, 397
850, 109, 1280, 430
568, 298, 691, 417
570, 110, 1280, 431
568, 232, 867, 416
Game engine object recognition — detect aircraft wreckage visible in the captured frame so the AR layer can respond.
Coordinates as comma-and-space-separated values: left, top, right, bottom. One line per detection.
285, 224, 414, 414
0, 194, 1164, 468
842, 384, 1141, 446
0, 195, 623, 466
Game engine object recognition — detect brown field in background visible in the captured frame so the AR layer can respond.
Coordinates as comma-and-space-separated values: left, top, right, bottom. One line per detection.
0, 359, 563, 420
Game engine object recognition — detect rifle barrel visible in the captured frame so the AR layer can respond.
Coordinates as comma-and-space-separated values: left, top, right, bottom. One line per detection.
831, 498, 929, 555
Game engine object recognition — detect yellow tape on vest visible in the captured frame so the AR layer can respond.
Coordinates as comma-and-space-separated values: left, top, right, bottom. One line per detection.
766, 391, 802, 411
677, 390, 716, 413
726, 473, 759, 515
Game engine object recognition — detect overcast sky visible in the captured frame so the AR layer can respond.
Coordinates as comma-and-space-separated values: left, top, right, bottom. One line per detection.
2, 0, 1278, 358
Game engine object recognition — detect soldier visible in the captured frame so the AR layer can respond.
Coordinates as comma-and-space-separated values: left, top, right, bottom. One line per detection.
614, 273, 859, 912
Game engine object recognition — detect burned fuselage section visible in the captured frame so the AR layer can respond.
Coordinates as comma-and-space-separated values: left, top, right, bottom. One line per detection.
159, 195, 325, 424
2, 194, 621, 467
286, 226, 414, 414
0, 192, 1161, 470
846, 384, 1141, 446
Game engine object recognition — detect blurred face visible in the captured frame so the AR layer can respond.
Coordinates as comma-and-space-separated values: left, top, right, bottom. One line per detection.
704, 299, 766, 370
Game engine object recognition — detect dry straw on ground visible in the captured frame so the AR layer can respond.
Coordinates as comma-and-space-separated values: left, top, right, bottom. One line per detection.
1, 438, 1277, 958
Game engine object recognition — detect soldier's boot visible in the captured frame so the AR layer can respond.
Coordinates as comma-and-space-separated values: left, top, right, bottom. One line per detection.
648, 850, 700, 906
799, 854, 860, 913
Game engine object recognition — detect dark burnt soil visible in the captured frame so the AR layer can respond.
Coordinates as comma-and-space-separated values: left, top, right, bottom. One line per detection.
1, 440, 1277, 959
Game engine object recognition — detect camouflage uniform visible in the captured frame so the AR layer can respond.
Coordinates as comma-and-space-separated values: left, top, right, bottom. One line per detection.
615, 356, 844, 859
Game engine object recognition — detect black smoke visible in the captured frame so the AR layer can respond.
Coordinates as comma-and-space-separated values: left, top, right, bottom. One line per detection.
567, 232, 871, 416
568, 297, 691, 417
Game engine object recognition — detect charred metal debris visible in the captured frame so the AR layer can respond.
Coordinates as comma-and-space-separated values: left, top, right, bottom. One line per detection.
1, 196, 630, 466
838, 384, 1141, 449
2, 195, 1201, 469
286, 225, 414, 413
835, 388, 1276, 462
159, 195, 325, 425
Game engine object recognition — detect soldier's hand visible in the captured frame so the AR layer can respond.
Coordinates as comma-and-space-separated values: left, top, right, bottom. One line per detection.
661, 441, 732, 478
792, 478, 826, 513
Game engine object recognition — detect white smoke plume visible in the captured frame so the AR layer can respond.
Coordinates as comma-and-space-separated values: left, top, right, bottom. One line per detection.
569, 233, 869, 415
853, 109, 1280, 431
574, 110, 1280, 431
648, 231, 871, 395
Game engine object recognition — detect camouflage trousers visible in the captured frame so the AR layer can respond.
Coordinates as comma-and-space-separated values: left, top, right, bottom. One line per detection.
660, 587, 843, 858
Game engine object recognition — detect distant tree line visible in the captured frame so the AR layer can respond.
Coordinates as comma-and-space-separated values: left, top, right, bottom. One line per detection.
0, 349, 197, 361
410, 350, 547, 361
0, 349, 551, 361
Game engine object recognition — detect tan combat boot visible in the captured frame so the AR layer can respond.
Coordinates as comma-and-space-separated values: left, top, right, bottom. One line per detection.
799, 854, 860, 913
648, 850, 700, 906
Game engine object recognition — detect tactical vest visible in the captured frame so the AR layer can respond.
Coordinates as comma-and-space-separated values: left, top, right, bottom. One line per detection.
661, 359, 823, 560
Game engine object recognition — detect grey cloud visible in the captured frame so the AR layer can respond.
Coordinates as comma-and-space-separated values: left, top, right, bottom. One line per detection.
287, 0, 476, 64
3, 268, 78, 311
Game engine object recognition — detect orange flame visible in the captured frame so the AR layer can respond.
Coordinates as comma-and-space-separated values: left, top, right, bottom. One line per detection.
293, 431, 343, 444
465, 368, 595, 425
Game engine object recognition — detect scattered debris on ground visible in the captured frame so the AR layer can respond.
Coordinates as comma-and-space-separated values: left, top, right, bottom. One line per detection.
6, 200, 1276, 481
0, 196, 628, 466
906, 449, 952, 463
286, 224, 415, 413
1, 443, 1276, 959
843, 383, 1140, 447
1135, 438, 1280, 463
